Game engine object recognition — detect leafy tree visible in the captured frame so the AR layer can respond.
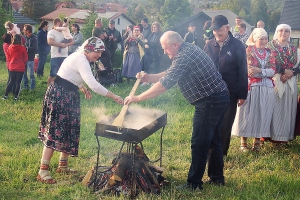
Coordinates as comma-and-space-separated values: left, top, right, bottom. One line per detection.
250, 0, 269, 28
268, 9, 281, 32
125, 3, 146, 24
159, 0, 192, 29
80, 12, 108, 41
0, 0, 12, 59
21, 0, 56, 21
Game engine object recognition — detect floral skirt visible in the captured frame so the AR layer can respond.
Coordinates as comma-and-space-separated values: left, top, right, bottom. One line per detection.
38, 82, 80, 156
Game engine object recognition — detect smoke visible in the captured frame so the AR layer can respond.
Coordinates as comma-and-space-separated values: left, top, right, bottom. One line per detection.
94, 105, 165, 130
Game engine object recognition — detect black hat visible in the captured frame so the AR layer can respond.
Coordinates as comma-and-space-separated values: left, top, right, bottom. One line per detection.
210, 15, 229, 30
189, 22, 196, 27
109, 20, 115, 24
141, 17, 148, 23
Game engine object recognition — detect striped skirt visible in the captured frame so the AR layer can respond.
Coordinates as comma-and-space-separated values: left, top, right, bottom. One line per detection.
270, 81, 298, 142
232, 86, 275, 138
38, 81, 81, 156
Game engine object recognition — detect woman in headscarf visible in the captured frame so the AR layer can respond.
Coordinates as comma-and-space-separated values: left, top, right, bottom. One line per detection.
231, 28, 276, 151
266, 24, 300, 143
37, 37, 123, 184
121, 25, 145, 83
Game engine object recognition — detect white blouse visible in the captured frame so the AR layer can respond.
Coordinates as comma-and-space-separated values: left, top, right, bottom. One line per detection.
57, 52, 108, 96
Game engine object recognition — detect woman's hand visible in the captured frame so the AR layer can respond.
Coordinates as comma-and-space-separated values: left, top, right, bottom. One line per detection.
248, 66, 262, 77
284, 69, 294, 79
113, 95, 123, 105
280, 75, 288, 83
80, 86, 92, 100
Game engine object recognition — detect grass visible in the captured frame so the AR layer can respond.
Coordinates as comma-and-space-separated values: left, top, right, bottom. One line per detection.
0, 61, 300, 200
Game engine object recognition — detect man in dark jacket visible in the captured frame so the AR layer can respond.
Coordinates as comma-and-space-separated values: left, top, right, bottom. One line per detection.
105, 20, 121, 66
204, 15, 248, 156
22, 24, 37, 90
36, 21, 50, 77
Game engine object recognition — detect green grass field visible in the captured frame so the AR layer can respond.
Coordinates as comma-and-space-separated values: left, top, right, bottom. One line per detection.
0, 61, 300, 200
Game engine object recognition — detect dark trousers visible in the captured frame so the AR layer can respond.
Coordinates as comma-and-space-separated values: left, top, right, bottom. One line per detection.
221, 92, 238, 156
5, 71, 24, 98
187, 91, 229, 188
37, 51, 48, 76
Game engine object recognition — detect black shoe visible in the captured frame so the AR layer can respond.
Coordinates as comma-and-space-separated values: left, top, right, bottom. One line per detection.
177, 183, 203, 191
14, 97, 18, 101
204, 179, 225, 186
2, 96, 8, 100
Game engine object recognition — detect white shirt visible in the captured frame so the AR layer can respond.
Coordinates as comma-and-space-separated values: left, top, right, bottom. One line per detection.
48, 29, 68, 58
57, 52, 108, 96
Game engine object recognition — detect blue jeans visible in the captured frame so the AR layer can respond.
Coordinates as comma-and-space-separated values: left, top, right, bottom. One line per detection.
50, 57, 65, 77
187, 90, 229, 188
23, 61, 36, 90
37, 51, 48, 76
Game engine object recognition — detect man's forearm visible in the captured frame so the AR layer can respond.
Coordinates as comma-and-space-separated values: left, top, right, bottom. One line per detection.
148, 71, 166, 83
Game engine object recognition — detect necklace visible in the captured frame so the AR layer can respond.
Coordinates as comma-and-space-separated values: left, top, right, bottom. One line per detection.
254, 46, 266, 60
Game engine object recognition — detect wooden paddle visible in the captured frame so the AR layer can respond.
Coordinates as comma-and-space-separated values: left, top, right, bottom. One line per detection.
112, 75, 143, 127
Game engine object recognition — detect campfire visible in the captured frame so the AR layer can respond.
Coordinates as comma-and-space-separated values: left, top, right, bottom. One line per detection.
84, 107, 168, 197
82, 145, 165, 196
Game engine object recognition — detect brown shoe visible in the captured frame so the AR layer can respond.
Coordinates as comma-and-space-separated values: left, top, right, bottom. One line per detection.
37, 173, 57, 184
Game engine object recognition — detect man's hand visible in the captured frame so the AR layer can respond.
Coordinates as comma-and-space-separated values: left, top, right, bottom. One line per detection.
124, 95, 139, 105
284, 69, 293, 79
238, 99, 245, 107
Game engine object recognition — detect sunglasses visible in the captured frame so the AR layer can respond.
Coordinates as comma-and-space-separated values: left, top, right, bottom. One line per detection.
278, 29, 290, 33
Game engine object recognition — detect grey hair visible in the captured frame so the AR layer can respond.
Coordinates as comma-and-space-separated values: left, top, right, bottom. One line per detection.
161, 31, 184, 46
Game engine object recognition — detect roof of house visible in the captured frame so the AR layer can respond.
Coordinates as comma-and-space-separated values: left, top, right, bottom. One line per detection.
102, 3, 127, 13
41, 8, 135, 24
55, 1, 76, 9
170, 9, 253, 31
40, 8, 81, 21
11, 0, 23, 12
13, 12, 38, 25
279, 1, 300, 30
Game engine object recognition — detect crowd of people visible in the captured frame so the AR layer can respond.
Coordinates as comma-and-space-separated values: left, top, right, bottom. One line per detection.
1, 14, 300, 191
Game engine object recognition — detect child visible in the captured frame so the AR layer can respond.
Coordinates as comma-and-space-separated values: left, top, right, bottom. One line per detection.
3, 34, 28, 101
34, 54, 39, 73
183, 22, 198, 45
4, 21, 20, 36
55, 17, 73, 54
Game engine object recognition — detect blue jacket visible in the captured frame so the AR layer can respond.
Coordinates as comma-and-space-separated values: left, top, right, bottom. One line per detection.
204, 32, 248, 99
36, 28, 50, 55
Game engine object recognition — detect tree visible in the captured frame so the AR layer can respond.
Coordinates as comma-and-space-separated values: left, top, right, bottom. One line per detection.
268, 9, 281, 32
125, 3, 146, 24
80, 12, 108, 41
0, 0, 12, 60
159, 0, 192, 29
21, 0, 56, 21
250, 0, 269, 28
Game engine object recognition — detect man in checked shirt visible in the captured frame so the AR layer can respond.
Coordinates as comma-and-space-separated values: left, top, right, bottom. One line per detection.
124, 31, 229, 190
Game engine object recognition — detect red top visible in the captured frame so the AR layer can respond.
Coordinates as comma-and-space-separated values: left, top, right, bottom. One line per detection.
34, 57, 39, 72
7, 44, 28, 72
3, 43, 10, 69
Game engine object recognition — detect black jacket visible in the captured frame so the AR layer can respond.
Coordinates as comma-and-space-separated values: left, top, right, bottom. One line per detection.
184, 32, 198, 45
25, 34, 37, 61
105, 27, 122, 50
204, 32, 248, 99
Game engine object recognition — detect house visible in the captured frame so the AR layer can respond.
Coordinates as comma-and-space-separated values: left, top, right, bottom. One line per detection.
40, 8, 135, 36
170, 10, 253, 48
10, 0, 23, 13
55, 1, 76, 9
13, 12, 38, 32
279, 0, 300, 46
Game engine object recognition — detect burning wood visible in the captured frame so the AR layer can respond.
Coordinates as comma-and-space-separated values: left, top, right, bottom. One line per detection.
83, 145, 166, 196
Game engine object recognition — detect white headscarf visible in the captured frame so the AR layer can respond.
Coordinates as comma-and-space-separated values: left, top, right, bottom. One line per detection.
245, 28, 268, 46
273, 24, 291, 41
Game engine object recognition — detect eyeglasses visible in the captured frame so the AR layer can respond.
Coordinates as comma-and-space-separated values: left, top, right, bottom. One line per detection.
278, 29, 290, 33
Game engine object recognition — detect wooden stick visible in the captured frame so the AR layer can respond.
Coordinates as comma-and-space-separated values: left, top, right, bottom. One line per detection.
112, 75, 142, 127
